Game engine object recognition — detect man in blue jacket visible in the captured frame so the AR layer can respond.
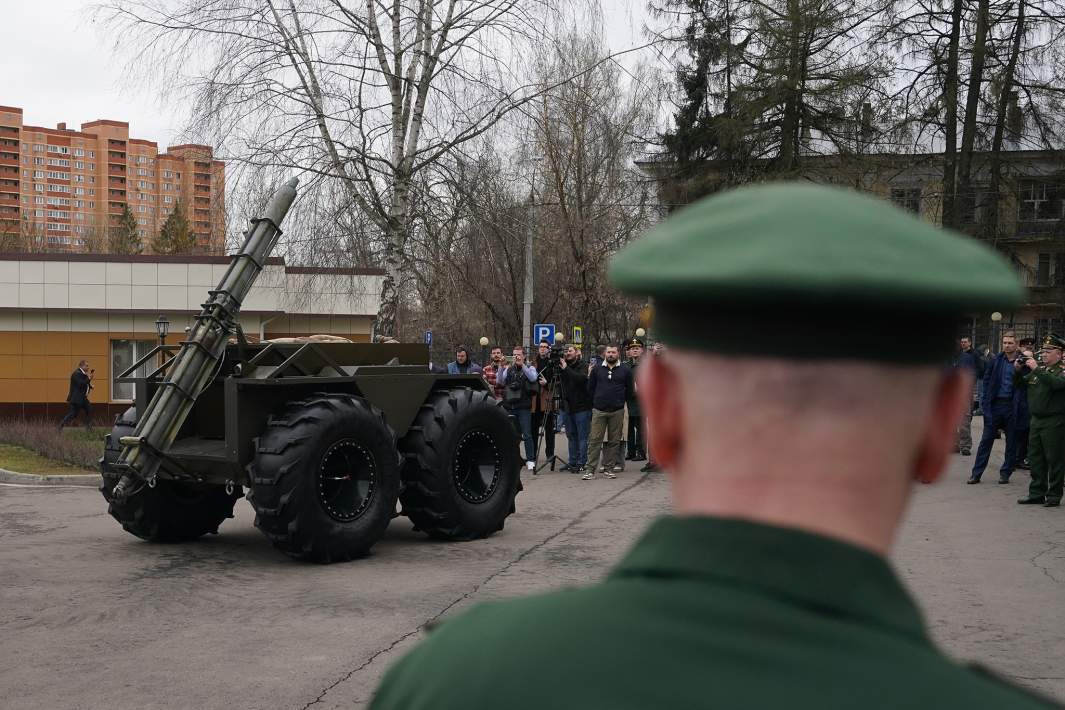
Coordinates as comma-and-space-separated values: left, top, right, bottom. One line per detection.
969, 332, 1028, 484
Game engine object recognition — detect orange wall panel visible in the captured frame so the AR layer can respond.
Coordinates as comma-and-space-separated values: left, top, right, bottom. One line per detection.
47, 355, 77, 380
45, 378, 69, 403
22, 332, 45, 355
0, 331, 21, 355
21, 355, 46, 378
42, 332, 72, 355
70, 332, 109, 358
0, 354, 21, 378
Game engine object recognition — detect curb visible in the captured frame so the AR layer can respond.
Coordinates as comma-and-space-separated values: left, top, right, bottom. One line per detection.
0, 467, 102, 487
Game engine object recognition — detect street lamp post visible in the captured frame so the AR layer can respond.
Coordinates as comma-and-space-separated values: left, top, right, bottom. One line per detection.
523, 157, 544, 351
479, 336, 489, 368
155, 314, 170, 346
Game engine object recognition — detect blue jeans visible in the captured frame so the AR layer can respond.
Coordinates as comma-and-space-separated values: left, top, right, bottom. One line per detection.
563, 409, 592, 467
509, 407, 535, 463
971, 400, 1016, 480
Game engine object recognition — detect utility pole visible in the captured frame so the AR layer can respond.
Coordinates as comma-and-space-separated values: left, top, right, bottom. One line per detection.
523, 159, 542, 351
522, 219, 533, 350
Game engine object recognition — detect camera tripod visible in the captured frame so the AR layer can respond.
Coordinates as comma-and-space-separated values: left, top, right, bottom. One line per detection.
532, 363, 567, 474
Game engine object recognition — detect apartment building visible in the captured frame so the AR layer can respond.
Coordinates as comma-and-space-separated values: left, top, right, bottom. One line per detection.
0, 105, 225, 253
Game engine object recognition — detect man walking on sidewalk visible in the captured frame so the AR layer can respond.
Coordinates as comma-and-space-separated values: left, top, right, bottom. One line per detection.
58, 360, 94, 430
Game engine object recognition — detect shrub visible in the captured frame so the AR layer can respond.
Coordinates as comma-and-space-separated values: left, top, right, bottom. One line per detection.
0, 419, 105, 470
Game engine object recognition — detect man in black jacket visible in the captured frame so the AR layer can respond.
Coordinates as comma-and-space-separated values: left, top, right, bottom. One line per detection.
558, 345, 593, 472
59, 360, 94, 430
583, 345, 634, 480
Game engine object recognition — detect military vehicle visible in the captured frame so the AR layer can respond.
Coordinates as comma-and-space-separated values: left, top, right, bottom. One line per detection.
100, 179, 522, 562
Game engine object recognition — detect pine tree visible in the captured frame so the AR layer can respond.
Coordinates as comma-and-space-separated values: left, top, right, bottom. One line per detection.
153, 200, 196, 255
653, 0, 889, 200
109, 203, 143, 254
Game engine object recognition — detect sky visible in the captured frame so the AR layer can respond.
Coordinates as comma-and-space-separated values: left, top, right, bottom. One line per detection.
0, 0, 656, 151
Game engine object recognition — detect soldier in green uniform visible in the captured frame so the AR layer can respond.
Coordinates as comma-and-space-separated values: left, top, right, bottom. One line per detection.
370, 183, 1061, 710
1018, 334, 1065, 508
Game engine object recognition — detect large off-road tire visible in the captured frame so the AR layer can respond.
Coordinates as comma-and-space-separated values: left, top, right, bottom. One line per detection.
248, 393, 401, 563
99, 408, 242, 543
399, 388, 522, 540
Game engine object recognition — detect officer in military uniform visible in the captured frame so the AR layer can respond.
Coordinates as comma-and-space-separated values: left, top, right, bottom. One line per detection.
1018, 334, 1065, 508
370, 184, 1060, 710
623, 336, 646, 462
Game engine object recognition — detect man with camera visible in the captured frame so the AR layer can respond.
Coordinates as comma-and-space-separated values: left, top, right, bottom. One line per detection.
496, 346, 539, 471
532, 340, 558, 465
558, 345, 593, 473
969, 332, 1027, 484
583, 345, 634, 480
59, 359, 95, 430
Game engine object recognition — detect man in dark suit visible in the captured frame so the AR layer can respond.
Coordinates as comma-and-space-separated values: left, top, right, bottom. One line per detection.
59, 360, 95, 430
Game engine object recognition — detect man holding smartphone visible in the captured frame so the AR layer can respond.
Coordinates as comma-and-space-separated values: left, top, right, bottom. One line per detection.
59, 359, 95, 430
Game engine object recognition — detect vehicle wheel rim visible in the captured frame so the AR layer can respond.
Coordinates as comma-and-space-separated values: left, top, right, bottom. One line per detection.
318, 439, 376, 522
452, 430, 501, 504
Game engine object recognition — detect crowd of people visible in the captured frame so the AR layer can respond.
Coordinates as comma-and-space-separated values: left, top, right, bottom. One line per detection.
955, 332, 1065, 507
442, 337, 661, 479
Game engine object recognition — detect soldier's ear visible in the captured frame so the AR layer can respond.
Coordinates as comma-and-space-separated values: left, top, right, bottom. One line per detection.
640, 355, 682, 470
913, 368, 972, 485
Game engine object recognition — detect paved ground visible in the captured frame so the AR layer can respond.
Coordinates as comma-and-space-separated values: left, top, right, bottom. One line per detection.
1, 426, 1062, 709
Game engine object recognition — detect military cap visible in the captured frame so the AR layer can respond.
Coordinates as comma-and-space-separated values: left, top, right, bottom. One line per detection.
609, 183, 1025, 363
1042, 334, 1065, 351
625, 337, 645, 350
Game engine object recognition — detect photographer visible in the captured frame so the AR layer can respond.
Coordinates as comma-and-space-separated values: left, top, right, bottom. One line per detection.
558, 345, 593, 473
58, 359, 95, 430
496, 346, 538, 471
533, 340, 558, 464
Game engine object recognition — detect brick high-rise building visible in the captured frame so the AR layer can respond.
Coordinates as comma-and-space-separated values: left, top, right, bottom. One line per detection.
0, 106, 225, 253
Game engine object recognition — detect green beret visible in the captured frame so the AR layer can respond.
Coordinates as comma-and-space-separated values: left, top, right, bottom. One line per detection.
609, 183, 1025, 363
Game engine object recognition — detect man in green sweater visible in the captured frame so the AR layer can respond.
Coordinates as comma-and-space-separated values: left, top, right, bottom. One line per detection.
1018, 334, 1065, 507
369, 184, 1060, 710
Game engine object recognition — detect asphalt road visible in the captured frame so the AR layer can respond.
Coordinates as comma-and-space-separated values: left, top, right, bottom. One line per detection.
1, 427, 1062, 709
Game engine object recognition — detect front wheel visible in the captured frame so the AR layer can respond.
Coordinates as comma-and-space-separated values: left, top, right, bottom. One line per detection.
248, 393, 401, 562
99, 408, 242, 543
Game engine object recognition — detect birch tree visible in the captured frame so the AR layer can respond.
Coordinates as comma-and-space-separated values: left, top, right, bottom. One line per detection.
97, 0, 567, 337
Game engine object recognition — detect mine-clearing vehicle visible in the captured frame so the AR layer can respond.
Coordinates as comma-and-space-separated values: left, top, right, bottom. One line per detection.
100, 179, 522, 562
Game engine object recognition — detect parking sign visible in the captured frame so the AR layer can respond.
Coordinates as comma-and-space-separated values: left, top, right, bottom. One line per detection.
533, 323, 556, 345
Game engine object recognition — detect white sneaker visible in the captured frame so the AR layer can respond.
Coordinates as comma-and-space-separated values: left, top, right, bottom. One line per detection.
526, 461, 535, 471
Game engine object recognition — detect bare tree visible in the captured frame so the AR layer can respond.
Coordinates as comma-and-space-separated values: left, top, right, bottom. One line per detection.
96, 0, 579, 337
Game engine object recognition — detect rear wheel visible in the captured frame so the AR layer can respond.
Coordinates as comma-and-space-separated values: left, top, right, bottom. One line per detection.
399, 388, 522, 540
248, 393, 401, 562
99, 408, 242, 543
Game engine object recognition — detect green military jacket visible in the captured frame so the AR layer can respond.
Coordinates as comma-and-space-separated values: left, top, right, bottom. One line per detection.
370, 517, 1059, 709
1025, 362, 1065, 418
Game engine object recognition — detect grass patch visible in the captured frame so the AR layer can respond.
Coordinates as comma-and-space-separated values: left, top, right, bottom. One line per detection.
0, 443, 96, 475
0, 419, 105, 471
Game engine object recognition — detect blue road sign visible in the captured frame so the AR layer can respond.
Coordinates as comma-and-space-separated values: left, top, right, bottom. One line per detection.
533, 323, 556, 345
424, 330, 433, 346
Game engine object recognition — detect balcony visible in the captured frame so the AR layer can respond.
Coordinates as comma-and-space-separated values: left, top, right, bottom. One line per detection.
108, 164, 126, 175
0, 125, 18, 135
0, 196, 18, 206
0, 154, 17, 166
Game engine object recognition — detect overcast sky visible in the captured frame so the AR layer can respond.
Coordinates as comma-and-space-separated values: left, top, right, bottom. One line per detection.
1, 0, 655, 150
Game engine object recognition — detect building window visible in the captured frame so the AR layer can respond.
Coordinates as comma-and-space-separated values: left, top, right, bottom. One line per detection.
890, 187, 921, 214
111, 339, 156, 401
1019, 181, 1065, 221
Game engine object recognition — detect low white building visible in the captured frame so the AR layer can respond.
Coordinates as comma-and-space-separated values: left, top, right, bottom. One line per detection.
0, 253, 383, 421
